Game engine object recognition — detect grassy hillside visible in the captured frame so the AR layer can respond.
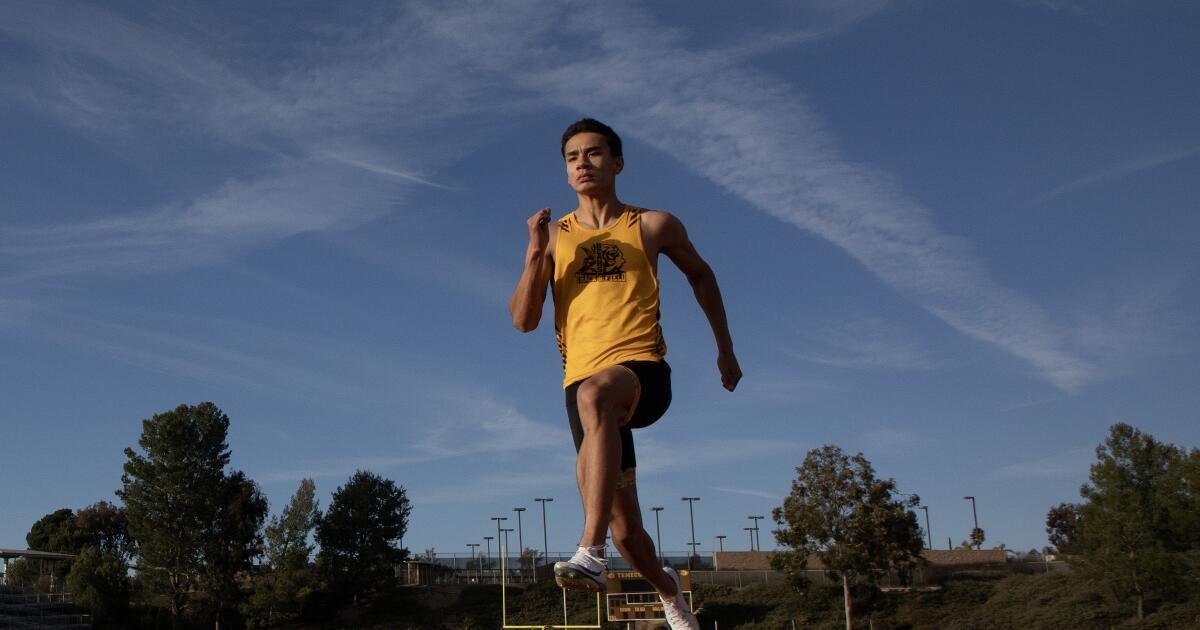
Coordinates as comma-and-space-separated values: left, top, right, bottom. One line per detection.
310, 571, 1200, 629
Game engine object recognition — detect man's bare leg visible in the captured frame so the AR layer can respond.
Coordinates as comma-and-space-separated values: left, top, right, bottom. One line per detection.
573, 366, 638, 547
610, 483, 677, 596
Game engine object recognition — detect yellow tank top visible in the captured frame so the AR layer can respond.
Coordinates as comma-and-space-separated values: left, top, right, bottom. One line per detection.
553, 205, 666, 387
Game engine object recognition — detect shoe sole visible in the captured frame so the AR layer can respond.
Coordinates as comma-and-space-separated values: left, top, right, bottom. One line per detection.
553, 566, 606, 592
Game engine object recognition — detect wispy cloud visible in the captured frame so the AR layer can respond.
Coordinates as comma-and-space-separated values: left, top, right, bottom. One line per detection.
859, 428, 928, 456
411, 471, 576, 506
637, 437, 802, 475
0, 298, 34, 331
711, 486, 781, 501
3, 1, 1098, 391
1027, 145, 1200, 206
2, 161, 397, 282
989, 445, 1093, 481
15, 303, 565, 482
404, 2, 1094, 390
738, 373, 839, 405
786, 316, 939, 371
0, 1, 512, 285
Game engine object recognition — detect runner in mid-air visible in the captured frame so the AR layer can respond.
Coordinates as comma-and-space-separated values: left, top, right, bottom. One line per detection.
509, 118, 741, 630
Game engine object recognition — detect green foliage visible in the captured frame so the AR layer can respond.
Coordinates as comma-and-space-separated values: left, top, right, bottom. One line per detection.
27, 508, 88, 554
244, 478, 319, 628
76, 501, 135, 561
66, 546, 131, 624
117, 401, 265, 627
519, 546, 542, 571
1045, 422, 1200, 620
969, 527, 985, 549
1046, 502, 1081, 553
25, 508, 86, 587
316, 469, 411, 601
3, 558, 38, 590
771, 444, 924, 624
199, 470, 268, 627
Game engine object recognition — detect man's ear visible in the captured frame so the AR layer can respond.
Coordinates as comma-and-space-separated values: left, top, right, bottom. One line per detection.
615, 155, 624, 174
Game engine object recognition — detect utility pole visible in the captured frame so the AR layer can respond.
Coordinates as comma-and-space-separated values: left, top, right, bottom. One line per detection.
748, 515, 765, 551
651, 506, 665, 565
513, 507, 526, 557
715, 534, 726, 552
919, 505, 932, 550
535, 497, 553, 567
963, 496, 980, 549
491, 516, 509, 575
467, 543, 480, 581
681, 497, 700, 569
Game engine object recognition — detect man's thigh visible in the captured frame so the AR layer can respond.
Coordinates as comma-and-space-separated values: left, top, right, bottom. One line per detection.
577, 365, 640, 421
566, 365, 640, 436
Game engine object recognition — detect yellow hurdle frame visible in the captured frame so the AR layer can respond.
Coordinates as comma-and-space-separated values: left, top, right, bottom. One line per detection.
500, 541, 603, 629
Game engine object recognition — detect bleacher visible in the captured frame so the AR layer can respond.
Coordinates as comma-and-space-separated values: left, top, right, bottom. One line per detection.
0, 587, 90, 629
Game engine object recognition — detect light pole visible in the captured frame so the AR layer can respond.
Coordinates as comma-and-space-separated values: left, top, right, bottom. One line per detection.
744, 527, 755, 550
484, 536, 494, 575
491, 516, 507, 551
501, 528, 514, 560
715, 535, 726, 553
467, 543, 480, 580
919, 506, 932, 550
963, 496, 979, 549
651, 507, 665, 565
535, 497, 553, 566
748, 515, 765, 551
513, 507, 526, 557
681, 497, 700, 568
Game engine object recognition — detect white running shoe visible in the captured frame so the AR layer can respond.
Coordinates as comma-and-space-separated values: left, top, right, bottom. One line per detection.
553, 547, 608, 592
660, 566, 700, 630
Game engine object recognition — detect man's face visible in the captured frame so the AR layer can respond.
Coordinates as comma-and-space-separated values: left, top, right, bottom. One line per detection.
563, 132, 623, 195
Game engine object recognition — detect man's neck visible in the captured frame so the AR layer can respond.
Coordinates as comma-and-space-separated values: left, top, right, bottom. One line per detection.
573, 193, 623, 229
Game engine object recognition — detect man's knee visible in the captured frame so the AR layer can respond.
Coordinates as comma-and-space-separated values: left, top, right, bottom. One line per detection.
576, 379, 627, 429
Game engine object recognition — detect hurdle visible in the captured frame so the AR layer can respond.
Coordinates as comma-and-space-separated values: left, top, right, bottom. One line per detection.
500, 540, 602, 629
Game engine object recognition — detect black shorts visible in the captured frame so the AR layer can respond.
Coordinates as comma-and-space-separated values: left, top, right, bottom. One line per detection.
564, 360, 672, 472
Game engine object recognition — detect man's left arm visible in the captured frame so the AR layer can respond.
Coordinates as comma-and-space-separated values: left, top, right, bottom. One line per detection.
652, 212, 742, 391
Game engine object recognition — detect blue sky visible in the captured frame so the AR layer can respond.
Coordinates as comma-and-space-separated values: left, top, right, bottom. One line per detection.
2, 0, 1198, 561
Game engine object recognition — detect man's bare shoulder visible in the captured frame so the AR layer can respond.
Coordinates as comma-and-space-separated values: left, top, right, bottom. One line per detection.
638, 208, 687, 239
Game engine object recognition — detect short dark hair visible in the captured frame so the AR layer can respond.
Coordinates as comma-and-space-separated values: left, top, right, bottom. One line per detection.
560, 118, 622, 158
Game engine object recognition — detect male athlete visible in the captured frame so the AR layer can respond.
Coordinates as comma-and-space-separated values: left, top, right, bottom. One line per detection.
509, 119, 740, 630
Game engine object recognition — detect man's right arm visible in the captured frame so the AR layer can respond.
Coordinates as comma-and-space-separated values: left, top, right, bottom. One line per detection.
508, 207, 554, 332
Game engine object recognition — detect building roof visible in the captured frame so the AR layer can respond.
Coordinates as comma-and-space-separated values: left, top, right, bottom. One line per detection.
0, 548, 78, 562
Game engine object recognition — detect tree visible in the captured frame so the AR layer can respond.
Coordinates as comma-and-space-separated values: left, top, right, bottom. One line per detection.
200, 471, 268, 627
76, 501, 134, 562
28, 508, 87, 554
316, 470, 411, 601
1045, 423, 1200, 620
969, 527, 986, 550
66, 546, 131, 624
520, 547, 542, 572
772, 445, 924, 630
3, 558, 38, 590
1045, 502, 1082, 553
26, 508, 86, 588
245, 479, 319, 627
118, 402, 264, 628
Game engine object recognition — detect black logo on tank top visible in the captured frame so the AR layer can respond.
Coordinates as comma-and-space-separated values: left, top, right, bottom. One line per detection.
575, 242, 626, 283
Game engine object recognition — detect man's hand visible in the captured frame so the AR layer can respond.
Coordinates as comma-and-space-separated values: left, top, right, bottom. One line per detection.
718, 352, 742, 391
527, 207, 552, 253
